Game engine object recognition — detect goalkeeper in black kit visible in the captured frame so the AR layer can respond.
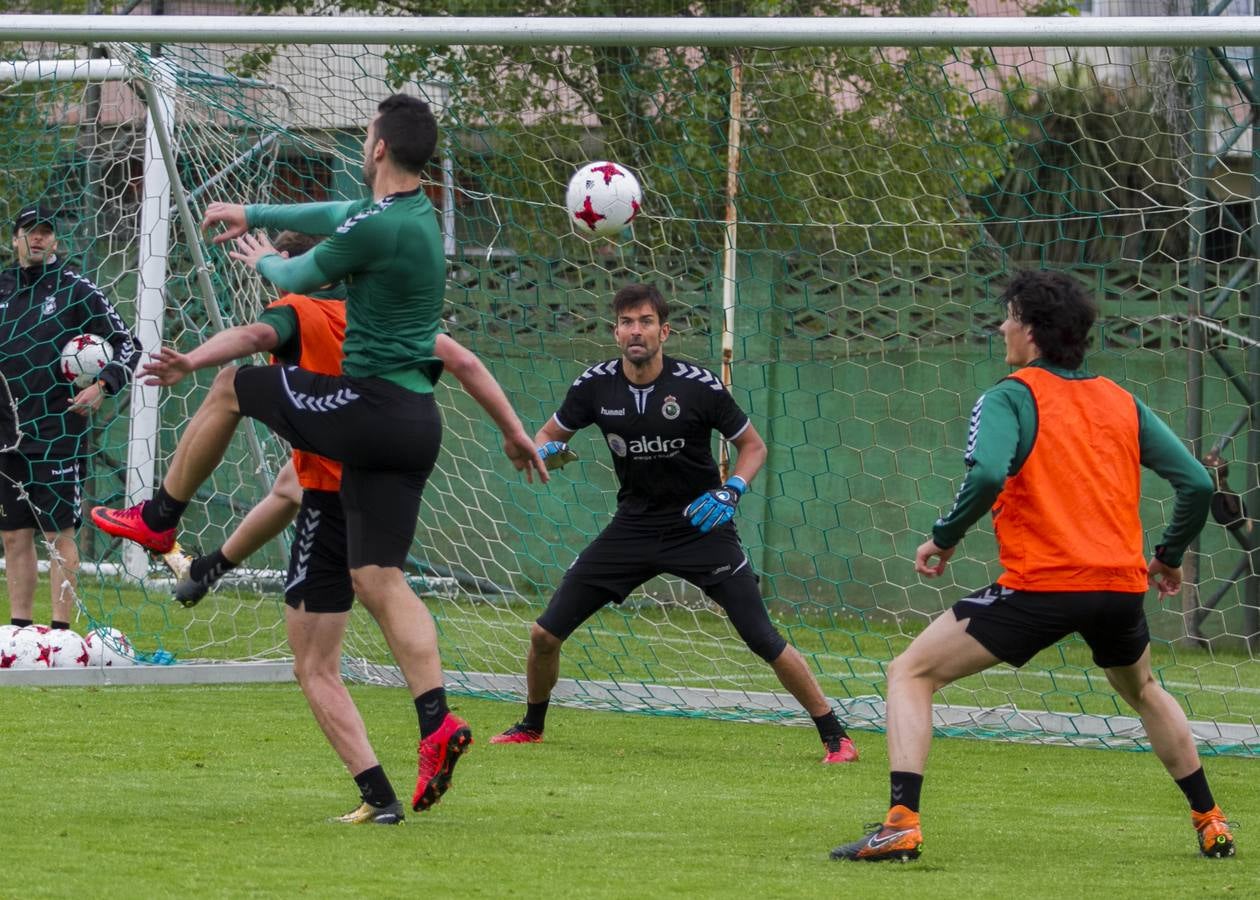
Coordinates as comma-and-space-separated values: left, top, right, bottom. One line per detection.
491, 283, 857, 764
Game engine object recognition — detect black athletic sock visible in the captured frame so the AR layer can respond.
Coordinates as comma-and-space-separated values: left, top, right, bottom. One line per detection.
10, 617, 32, 628
1176, 767, 1216, 815
143, 485, 188, 532
811, 711, 847, 742
50, 620, 70, 630
352, 764, 398, 809
522, 699, 550, 732
890, 771, 924, 814
415, 687, 449, 738
190, 548, 237, 586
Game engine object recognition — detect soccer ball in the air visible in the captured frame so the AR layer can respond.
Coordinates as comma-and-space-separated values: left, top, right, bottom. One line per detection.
48, 629, 89, 668
84, 627, 135, 667
566, 161, 643, 238
60, 334, 114, 389
1, 626, 52, 669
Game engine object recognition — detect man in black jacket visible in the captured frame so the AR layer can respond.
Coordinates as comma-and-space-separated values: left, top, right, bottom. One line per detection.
0, 203, 141, 631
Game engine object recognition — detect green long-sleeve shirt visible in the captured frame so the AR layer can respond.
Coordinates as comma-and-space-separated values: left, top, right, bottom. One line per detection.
246, 188, 444, 393
932, 360, 1213, 567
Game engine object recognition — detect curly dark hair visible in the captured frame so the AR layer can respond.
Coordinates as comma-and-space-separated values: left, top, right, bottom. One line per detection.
272, 230, 321, 258
998, 269, 1097, 369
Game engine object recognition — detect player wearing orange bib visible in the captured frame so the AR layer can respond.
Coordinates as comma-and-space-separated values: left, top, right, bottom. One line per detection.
832, 269, 1233, 862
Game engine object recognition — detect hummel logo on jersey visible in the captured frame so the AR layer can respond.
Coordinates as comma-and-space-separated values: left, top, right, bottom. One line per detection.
601, 407, 626, 416
671, 361, 724, 391
711, 564, 731, 576
574, 360, 619, 386
336, 195, 396, 234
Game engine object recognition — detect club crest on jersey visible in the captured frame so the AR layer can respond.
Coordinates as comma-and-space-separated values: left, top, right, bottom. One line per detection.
41, 294, 57, 315
661, 395, 680, 420
607, 433, 628, 457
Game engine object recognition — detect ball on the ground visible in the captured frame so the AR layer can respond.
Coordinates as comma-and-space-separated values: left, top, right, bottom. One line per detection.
566, 161, 643, 238
84, 627, 135, 667
2, 626, 52, 669
48, 629, 89, 668
60, 334, 114, 389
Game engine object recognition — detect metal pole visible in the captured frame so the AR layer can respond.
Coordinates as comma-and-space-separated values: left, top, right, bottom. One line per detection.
718, 52, 742, 482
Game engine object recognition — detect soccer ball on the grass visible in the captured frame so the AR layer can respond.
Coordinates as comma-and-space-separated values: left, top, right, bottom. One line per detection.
566, 161, 643, 238
48, 629, 89, 668
60, 334, 114, 389
1, 626, 52, 669
84, 627, 135, 667
0, 624, 22, 667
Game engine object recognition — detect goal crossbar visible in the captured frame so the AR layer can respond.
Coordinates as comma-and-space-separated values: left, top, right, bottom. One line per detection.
2, 15, 1260, 49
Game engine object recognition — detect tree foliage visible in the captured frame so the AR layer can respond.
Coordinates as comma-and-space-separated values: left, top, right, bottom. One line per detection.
237, 1, 1065, 257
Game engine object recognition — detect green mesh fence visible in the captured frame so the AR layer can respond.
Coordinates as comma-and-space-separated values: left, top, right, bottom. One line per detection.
0, 33, 1256, 755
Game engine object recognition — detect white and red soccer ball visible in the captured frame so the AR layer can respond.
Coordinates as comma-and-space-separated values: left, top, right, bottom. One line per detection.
83, 626, 135, 667
566, 161, 643, 239
48, 629, 90, 668
60, 334, 114, 389
0, 625, 51, 669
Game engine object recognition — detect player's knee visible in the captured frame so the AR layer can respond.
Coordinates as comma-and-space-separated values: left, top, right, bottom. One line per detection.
293, 654, 337, 688
746, 627, 787, 663
530, 622, 563, 656
349, 565, 399, 603
209, 365, 242, 409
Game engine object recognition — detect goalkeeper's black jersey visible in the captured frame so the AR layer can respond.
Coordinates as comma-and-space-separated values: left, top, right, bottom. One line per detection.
0, 257, 141, 458
554, 355, 750, 515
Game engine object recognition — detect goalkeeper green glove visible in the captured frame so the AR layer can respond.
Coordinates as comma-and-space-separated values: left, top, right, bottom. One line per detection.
684, 476, 747, 533
538, 440, 579, 471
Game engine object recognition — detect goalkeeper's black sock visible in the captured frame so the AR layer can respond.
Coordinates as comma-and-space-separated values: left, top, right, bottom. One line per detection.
50, 620, 70, 631
144, 485, 188, 531
890, 771, 923, 814
522, 699, 550, 732
811, 711, 847, 741
1176, 767, 1216, 814
353, 764, 398, 809
416, 687, 449, 738
10, 617, 32, 628
190, 549, 237, 587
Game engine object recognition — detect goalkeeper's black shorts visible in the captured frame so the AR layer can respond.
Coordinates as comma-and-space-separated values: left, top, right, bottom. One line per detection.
953, 583, 1150, 668
235, 365, 440, 570
537, 511, 757, 641
283, 488, 353, 614
0, 452, 83, 532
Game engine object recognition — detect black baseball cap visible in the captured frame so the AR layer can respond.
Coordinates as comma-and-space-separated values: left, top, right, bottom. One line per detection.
14, 203, 59, 232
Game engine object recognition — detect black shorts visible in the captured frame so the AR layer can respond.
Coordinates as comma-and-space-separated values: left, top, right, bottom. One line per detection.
0, 452, 82, 532
284, 489, 352, 614
234, 366, 440, 569
953, 583, 1151, 668
537, 513, 755, 641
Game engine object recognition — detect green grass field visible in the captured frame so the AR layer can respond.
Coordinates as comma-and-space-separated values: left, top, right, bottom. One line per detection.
0, 685, 1253, 898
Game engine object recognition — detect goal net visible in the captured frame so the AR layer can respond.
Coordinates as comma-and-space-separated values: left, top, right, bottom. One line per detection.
1, 17, 1257, 756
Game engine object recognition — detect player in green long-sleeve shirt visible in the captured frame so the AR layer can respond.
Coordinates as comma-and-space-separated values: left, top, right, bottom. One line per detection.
93, 94, 543, 820
832, 268, 1232, 863
932, 363, 1212, 563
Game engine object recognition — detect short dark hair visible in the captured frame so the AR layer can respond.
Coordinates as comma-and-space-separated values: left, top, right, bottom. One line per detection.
272, 230, 321, 257
612, 283, 669, 323
998, 269, 1097, 369
374, 94, 438, 174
